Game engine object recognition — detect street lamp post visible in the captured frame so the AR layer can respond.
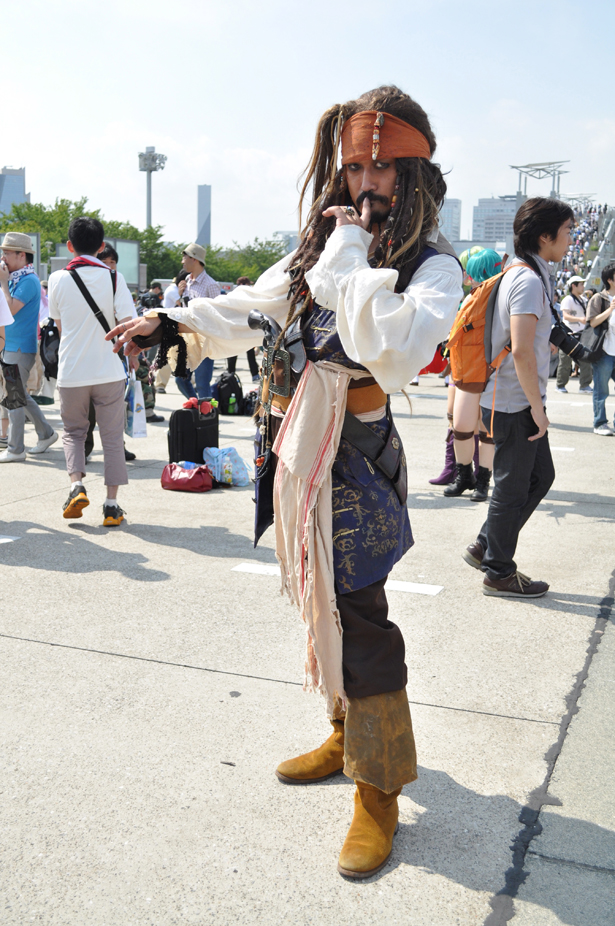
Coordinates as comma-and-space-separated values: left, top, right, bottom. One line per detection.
45, 240, 54, 277
138, 146, 167, 227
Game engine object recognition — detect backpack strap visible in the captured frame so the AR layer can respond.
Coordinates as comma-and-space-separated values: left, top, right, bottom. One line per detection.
483, 263, 532, 365
68, 268, 114, 341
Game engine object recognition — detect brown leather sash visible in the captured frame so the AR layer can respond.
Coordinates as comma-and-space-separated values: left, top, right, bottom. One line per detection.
346, 382, 387, 415
268, 377, 387, 416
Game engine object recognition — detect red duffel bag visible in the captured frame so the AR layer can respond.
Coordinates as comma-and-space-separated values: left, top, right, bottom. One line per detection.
161, 463, 214, 492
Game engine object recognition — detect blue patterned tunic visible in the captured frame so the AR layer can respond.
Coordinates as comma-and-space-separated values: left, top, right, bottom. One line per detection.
301, 304, 413, 595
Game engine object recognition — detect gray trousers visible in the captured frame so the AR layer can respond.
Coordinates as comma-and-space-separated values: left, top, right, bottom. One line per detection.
58, 380, 128, 487
2, 350, 54, 454
556, 350, 592, 389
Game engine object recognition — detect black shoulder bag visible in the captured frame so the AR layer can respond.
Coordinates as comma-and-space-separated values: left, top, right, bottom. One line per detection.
68, 268, 117, 340
579, 294, 609, 362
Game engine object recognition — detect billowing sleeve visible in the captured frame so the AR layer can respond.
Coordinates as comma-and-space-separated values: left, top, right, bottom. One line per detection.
305, 226, 463, 393
158, 252, 295, 360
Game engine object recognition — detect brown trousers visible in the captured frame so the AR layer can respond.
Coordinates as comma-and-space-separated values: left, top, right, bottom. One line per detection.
336, 578, 417, 793
59, 380, 128, 486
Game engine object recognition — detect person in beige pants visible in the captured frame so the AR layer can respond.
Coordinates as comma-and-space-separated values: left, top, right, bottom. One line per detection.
48, 217, 136, 526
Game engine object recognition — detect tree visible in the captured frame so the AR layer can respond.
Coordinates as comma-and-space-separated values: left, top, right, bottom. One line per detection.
0, 198, 100, 263
204, 237, 288, 283
0, 198, 288, 284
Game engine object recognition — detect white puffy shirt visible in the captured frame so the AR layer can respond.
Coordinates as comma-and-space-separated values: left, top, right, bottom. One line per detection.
165, 225, 462, 394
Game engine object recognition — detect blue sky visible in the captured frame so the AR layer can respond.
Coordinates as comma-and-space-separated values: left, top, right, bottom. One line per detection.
3, 0, 614, 245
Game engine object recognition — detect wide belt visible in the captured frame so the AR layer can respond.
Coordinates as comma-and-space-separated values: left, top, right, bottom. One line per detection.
346, 382, 386, 415
268, 377, 386, 415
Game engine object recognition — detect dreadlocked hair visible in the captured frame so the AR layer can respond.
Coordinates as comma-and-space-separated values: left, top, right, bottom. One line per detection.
282, 85, 447, 340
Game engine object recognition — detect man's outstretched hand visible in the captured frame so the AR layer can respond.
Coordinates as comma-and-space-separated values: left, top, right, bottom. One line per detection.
106, 316, 162, 356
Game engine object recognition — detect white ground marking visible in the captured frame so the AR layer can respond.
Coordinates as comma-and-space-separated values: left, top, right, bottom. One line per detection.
232, 562, 280, 576
386, 579, 443, 596
232, 563, 443, 595
0, 536, 20, 544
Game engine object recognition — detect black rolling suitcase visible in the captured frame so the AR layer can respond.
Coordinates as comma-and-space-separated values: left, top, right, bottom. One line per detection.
167, 406, 219, 464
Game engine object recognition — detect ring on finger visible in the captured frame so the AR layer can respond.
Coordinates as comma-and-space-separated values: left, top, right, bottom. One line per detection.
343, 206, 355, 216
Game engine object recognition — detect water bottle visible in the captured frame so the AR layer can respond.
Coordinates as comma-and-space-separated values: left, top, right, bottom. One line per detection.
228, 396, 237, 415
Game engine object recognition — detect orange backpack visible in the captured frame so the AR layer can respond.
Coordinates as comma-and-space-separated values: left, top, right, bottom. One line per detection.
447, 264, 530, 393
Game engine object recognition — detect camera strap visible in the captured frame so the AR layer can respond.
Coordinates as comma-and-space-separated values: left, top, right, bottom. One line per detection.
519, 253, 560, 325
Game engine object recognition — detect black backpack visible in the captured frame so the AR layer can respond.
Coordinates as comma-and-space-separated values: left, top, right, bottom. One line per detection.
215, 371, 244, 414
40, 319, 60, 380
242, 388, 259, 417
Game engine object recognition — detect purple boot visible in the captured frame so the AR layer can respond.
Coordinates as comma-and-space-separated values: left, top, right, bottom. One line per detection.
429, 429, 456, 485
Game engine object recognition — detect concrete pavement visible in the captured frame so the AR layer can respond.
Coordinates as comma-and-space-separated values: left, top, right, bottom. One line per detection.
0, 362, 613, 925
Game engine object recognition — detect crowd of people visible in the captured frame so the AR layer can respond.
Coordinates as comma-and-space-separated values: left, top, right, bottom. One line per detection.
555, 203, 603, 284
428, 201, 615, 501
0, 226, 259, 522
1, 83, 615, 882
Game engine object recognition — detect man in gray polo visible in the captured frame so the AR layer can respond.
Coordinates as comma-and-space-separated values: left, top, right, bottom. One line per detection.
0, 232, 57, 462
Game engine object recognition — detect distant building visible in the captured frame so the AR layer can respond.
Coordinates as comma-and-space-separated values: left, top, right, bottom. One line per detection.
0, 167, 30, 216
440, 198, 461, 242
472, 195, 517, 241
197, 184, 211, 247
274, 230, 299, 254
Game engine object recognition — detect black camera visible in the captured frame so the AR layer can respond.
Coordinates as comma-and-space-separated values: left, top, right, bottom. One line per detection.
140, 291, 162, 310
549, 320, 590, 362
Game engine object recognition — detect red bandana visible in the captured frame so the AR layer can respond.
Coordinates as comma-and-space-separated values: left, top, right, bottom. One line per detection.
341, 111, 431, 164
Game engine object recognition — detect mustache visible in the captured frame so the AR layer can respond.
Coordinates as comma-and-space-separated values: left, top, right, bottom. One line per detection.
356, 190, 390, 209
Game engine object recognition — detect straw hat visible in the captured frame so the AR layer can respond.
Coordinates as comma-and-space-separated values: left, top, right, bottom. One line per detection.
1, 232, 35, 252
182, 242, 207, 264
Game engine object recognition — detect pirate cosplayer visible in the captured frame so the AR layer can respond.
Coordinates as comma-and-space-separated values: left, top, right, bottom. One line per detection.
109, 85, 462, 879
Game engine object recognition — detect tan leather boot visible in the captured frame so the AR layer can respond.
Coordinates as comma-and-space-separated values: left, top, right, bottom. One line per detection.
337, 781, 402, 879
275, 720, 345, 784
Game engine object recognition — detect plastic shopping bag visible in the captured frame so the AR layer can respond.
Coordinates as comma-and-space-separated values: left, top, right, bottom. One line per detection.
202, 446, 250, 486
125, 370, 147, 439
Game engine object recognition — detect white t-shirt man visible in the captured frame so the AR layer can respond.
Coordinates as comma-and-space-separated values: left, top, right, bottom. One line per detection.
163, 282, 180, 308
604, 296, 615, 356
559, 293, 585, 334
48, 255, 136, 388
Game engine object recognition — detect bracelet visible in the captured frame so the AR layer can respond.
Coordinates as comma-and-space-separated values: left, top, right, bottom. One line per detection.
157, 314, 189, 378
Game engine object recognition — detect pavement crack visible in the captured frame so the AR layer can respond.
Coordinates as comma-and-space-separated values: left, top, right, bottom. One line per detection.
526, 850, 615, 875
0, 632, 303, 687
0, 632, 559, 726
483, 567, 615, 926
